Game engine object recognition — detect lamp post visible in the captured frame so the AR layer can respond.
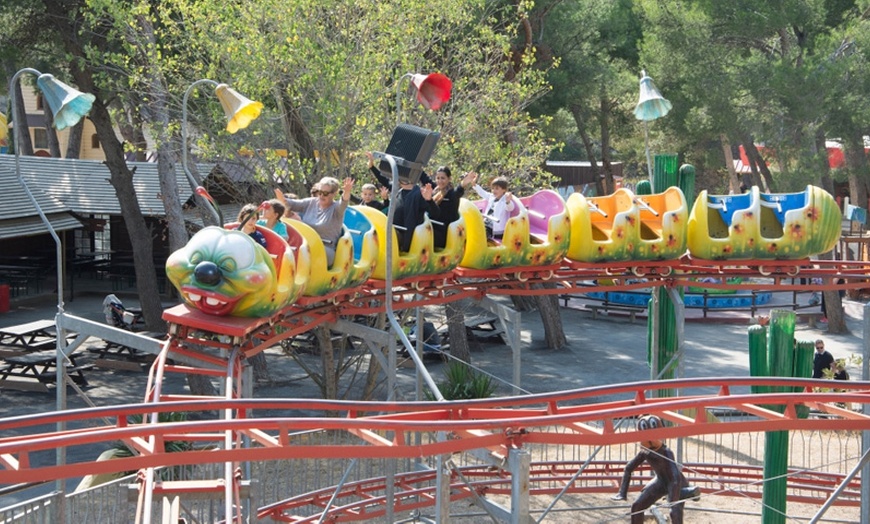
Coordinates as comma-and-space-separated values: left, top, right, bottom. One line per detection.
634, 70, 672, 187
181, 79, 263, 224
374, 72, 452, 407
10, 68, 95, 315
10, 67, 94, 505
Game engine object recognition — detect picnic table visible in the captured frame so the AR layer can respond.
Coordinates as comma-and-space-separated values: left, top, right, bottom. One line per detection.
88, 332, 162, 371
0, 264, 45, 297
0, 319, 59, 350
0, 350, 93, 392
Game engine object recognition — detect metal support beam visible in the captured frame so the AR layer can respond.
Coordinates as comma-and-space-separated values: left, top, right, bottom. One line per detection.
862, 302, 869, 523
810, 446, 870, 523
435, 452, 451, 524
665, 286, 685, 465
476, 296, 522, 394
509, 448, 531, 524
58, 313, 163, 355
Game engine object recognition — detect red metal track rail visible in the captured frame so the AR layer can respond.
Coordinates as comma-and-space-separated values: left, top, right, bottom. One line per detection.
1, 378, 869, 484
257, 461, 861, 522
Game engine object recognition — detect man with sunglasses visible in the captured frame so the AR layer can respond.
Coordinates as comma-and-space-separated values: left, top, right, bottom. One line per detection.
812, 339, 835, 379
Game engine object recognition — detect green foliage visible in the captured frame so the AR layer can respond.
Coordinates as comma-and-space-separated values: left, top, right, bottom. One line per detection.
176, 0, 555, 191
636, 0, 870, 192
427, 361, 496, 400
123, 411, 193, 455
104, 411, 194, 480
821, 353, 863, 380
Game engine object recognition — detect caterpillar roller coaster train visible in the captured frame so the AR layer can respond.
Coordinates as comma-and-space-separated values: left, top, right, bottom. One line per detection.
165, 184, 842, 320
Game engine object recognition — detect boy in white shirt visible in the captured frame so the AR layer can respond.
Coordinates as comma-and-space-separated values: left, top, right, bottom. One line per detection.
471, 174, 525, 240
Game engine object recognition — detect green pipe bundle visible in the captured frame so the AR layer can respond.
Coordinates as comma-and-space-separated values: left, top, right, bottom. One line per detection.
761, 310, 796, 524
748, 325, 768, 395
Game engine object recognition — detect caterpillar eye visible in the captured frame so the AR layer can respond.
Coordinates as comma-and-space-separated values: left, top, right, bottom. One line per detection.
637, 415, 663, 432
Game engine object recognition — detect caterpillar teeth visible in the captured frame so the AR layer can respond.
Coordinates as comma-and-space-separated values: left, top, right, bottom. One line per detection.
187, 293, 228, 307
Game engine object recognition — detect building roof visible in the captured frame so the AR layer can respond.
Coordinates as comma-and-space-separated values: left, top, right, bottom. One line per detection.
544, 160, 623, 186
0, 160, 83, 240
0, 155, 199, 217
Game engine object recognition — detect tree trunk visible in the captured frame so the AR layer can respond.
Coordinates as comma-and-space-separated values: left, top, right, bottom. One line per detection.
598, 96, 615, 195
720, 134, 739, 193
743, 139, 775, 192
511, 286, 567, 350
536, 287, 567, 349
822, 288, 847, 334
42, 103, 61, 157
316, 326, 337, 400
844, 131, 870, 209
187, 374, 217, 398
116, 97, 149, 162
569, 104, 603, 196
749, 142, 775, 193
65, 120, 84, 159
445, 300, 470, 363
136, 13, 189, 255
814, 129, 834, 195
277, 87, 316, 164
362, 312, 387, 399
817, 250, 847, 334
46, 0, 165, 332
6, 60, 33, 156
248, 353, 271, 383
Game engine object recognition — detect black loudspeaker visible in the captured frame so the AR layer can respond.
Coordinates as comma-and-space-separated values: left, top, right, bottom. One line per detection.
377, 124, 440, 185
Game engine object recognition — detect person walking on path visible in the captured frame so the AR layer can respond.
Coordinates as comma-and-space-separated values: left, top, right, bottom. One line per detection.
812, 339, 835, 379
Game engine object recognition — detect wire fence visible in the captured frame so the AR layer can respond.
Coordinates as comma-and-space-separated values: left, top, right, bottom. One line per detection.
2, 421, 861, 523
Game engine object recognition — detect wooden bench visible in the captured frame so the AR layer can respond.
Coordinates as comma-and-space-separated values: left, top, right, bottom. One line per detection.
796, 311, 825, 328
27, 339, 58, 351
0, 345, 27, 358
0, 319, 58, 349
37, 364, 95, 385
584, 304, 647, 324
464, 314, 505, 342
0, 350, 94, 391
88, 330, 163, 370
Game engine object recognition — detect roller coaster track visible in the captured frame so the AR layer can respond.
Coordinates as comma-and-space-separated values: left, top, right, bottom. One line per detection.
4, 257, 869, 522
0, 379, 868, 519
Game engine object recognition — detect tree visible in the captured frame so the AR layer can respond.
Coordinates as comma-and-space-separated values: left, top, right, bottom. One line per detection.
181, 0, 567, 353
177, 0, 553, 187
30, 0, 168, 334
529, 0, 643, 194
637, 0, 863, 194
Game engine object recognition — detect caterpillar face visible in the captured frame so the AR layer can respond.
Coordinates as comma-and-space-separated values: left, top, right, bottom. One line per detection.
166, 227, 279, 317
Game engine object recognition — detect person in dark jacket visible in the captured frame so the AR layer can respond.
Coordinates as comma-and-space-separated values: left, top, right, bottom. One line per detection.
812, 339, 835, 379
392, 178, 438, 253
431, 167, 475, 250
